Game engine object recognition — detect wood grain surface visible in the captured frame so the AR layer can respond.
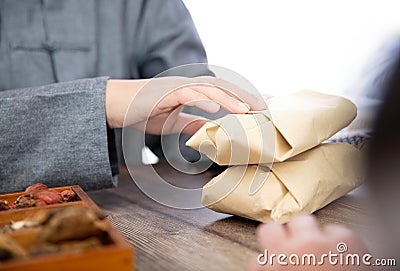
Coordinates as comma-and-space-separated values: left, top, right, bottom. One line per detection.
88, 161, 370, 271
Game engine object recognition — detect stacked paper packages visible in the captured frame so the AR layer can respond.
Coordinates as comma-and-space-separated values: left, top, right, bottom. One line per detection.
186, 90, 365, 223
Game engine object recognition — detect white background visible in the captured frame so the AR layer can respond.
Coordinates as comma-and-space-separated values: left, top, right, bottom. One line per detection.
183, 0, 400, 97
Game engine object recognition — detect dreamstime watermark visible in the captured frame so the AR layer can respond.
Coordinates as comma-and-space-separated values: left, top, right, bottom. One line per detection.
257, 242, 397, 267
122, 63, 272, 209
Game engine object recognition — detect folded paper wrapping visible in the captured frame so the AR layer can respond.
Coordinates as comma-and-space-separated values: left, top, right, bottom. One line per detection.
201, 143, 365, 223
186, 90, 357, 165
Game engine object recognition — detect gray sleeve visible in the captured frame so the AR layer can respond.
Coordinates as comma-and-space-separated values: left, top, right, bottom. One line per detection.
0, 77, 116, 193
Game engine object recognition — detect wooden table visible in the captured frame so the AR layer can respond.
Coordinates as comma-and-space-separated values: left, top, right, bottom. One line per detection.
88, 161, 369, 271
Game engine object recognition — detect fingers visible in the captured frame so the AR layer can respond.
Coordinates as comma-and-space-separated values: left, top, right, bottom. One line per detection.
159, 105, 206, 135
180, 117, 207, 135
254, 222, 287, 271
213, 78, 267, 111
255, 214, 321, 254
262, 94, 273, 100
323, 223, 361, 245
323, 224, 368, 253
247, 255, 266, 271
189, 76, 268, 110
154, 76, 268, 119
190, 85, 251, 113
174, 89, 221, 113
323, 223, 354, 237
252, 216, 369, 271
256, 214, 320, 249
156, 88, 219, 113
158, 86, 250, 115
188, 100, 221, 113
139, 76, 270, 136
135, 112, 206, 135
256, 221, 287, 249
286, 214, 320, 236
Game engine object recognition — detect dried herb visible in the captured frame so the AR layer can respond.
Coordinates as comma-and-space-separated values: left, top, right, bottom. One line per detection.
0, 183, 78, 212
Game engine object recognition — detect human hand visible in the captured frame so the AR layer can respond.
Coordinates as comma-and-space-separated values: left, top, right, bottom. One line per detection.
105, 76, 266, 134
248, 214, 371, 271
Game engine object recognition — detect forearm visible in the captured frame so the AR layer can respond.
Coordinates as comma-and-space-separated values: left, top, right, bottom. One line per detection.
105, 79, 150, 128
0, 77, 116, 193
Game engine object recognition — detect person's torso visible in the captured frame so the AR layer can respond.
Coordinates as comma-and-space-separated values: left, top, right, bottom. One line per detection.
0, 0, 143, 91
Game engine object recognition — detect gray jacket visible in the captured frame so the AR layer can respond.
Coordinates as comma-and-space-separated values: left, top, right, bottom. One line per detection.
0, 0, 208, 193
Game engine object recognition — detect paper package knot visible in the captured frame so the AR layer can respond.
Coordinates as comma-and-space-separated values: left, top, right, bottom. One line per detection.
186, 90, 365, 223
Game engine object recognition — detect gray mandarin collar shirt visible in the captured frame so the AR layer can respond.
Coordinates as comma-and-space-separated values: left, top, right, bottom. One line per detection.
0, 0, 208, 192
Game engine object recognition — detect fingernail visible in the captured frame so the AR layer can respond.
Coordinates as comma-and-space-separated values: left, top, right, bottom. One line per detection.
209, 102, 221, 112
238, 101, 250, 111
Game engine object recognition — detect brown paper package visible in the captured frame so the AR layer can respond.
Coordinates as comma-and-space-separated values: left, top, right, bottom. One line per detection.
186, 90, 357, 165
201, 143, 365, 223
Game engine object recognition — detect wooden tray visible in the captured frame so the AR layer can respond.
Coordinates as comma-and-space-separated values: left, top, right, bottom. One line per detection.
0, 186, 134, 271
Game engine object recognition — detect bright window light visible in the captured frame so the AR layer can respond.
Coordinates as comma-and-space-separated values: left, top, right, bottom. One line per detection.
184, 0, 400, 96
